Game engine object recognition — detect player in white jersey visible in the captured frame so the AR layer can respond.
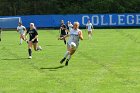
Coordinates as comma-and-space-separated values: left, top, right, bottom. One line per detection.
60, 22, 83, 66
17, 22, 26, 44
86, 20, 93, 39
68, 22, 73, 31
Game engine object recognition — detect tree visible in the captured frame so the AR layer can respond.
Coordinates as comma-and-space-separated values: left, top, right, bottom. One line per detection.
0, 0, 140, 16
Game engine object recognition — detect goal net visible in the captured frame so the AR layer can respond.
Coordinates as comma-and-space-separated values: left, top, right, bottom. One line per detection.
0, 17, 22, 29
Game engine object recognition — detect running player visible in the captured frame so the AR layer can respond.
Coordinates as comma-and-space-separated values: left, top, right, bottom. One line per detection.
17, 22, 26, 44
25, 23, 41, 59
68, 22, 73, 31
86, 20, 93, 39
60, 22, 83, 66
58, 20, 67, 45
0, 27, 2, 41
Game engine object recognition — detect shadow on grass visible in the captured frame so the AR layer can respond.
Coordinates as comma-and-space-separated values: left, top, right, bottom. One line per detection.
2, 58, 28, 60
40, 65, 65, 70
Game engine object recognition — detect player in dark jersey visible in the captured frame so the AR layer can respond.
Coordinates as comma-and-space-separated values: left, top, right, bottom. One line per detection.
25, 23, 41, 59
58, 20, 67, 44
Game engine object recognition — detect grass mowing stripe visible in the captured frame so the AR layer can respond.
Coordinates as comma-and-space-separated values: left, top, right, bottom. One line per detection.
0, 29, 139, 93
1, 46, 45, 74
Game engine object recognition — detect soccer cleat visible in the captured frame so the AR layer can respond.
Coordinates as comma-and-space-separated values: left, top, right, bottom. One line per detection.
65, 59, 69, 66
37, 46, 42, 51
58, 37, 60, 40
60, 58, 66, 64
28, 56, 32, 59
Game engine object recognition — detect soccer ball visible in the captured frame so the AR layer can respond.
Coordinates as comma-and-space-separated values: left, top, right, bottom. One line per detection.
37, 46, 42, 51
70, 42, 76, 49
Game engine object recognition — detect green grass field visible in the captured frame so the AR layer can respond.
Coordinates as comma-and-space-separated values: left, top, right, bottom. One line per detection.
0, 29, 140, 93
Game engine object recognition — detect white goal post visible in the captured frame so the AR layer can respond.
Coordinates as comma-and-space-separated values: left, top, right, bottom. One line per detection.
0, 17, 22, 29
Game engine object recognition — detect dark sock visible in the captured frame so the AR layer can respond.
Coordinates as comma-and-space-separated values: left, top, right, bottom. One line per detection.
60, 57, 66, 64
64, 40, 66, 44
28, 49, 32, 56
65, 59, 69, 66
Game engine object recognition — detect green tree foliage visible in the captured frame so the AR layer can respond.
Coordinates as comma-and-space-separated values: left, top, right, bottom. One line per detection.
0, 0, 139, 16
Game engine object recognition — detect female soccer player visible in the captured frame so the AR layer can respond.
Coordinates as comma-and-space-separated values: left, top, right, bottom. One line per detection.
58, 20, 67, 45
25, 23, 41, 59
86, 20, 93, 39
17, 22, 26, 44
60, 22, 83, 66
68, 22, 73, 31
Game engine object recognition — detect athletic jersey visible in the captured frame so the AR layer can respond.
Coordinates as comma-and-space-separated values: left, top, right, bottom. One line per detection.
27, 29, 38, 41
68, 28, 81, 46
68, 24, 73, 31
86, 23, 93, 31
17, 25, 26, 34
60, 24, 67, 35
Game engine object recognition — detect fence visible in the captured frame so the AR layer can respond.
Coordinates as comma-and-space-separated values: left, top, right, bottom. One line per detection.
0, 14, 140, 28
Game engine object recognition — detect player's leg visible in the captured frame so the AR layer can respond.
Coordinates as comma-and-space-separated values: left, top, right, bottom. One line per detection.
88, 31, 90, 38
60, 42, 77, 66
90, 31, 92, 38
62, 34, 67, 45
33, 42, 38, 51
88, 31, 92, 39
28, 41, 33, 59
58, 34, 63, 40
21, 34, 25, 41
60, 44, 70, 64
64, 38, 66, 45
19, 34, 23, 44
58, 35, 66, 45
33, 40, 42, 51
65, 47, 76, 66
33, 43, 37, 51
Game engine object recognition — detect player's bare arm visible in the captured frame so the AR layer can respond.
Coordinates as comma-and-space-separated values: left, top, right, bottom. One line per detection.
78, 31, 83, 40
31, 35, 38, 41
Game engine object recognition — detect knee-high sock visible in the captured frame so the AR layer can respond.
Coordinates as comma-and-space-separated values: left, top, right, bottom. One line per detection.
28, 49, 32, 56
67, 54, 71, 60
64, 51, 69, 58
64, 40, 66, 44
20, 38, 22, 44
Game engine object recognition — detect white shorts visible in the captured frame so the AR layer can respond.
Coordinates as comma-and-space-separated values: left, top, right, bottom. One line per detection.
67, 42, 79, 50
19, 32, 25, 35
88, 30, 92, 32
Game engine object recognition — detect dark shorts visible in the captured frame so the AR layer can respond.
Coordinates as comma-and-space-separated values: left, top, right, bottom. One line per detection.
29, 39, 38, 43
60, 34, 66, 37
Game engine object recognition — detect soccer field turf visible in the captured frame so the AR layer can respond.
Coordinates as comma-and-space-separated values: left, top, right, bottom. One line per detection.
0, 29, 140, 93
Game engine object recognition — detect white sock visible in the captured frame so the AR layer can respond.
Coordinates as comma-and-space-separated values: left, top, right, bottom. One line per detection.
64, 51, 69, 58
67, 54, 71, 60
20, 39, 22, 44
89, 34, 92, 39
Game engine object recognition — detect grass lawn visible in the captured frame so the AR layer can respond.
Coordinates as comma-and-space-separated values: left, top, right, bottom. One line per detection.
0, 29, 140, 93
